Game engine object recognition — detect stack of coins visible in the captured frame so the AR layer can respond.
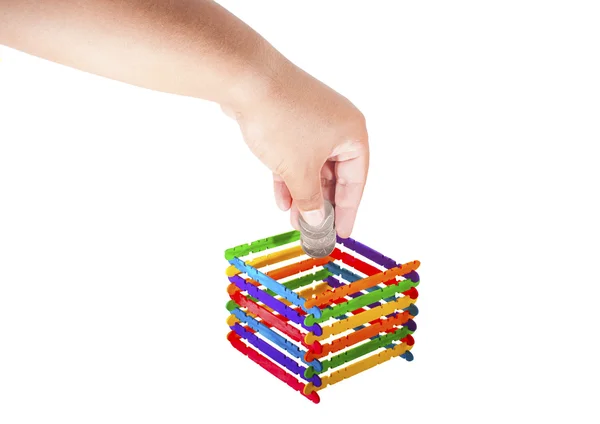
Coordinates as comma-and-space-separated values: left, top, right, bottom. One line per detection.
298, 200, 336, 258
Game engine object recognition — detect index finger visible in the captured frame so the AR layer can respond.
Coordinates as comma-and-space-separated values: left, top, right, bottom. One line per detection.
334, 149, 369, 238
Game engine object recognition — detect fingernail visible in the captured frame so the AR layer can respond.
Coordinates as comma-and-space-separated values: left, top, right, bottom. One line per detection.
301, 209, 325, 227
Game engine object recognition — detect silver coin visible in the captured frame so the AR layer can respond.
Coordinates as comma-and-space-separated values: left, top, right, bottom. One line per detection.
298, 200, 336, 258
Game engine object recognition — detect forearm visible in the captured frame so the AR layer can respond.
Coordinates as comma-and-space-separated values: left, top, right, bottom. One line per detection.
0, 0, 286, 108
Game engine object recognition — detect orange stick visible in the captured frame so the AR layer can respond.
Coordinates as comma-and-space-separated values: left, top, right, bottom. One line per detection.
304, 260, 420, 308
304, 310, 413, 362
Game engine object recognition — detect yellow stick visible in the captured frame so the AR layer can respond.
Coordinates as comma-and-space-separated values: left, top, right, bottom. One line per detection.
304, 295, 416, 344
225, 245, 304, 276
304, 343, 412, 394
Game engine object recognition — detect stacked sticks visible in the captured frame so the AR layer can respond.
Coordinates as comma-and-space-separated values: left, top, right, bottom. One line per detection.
224, 230, 421, 404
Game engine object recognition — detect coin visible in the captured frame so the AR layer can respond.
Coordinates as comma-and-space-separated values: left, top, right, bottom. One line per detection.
298, 200, 336, 258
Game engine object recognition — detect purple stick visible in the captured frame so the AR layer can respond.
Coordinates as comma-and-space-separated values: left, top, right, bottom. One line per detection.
229, 275, 322, 335
337, 236, 420, 282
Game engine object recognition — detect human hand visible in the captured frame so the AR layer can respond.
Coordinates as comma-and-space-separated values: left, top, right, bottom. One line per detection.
1, 0, 368, 237
223, 62, 369, 238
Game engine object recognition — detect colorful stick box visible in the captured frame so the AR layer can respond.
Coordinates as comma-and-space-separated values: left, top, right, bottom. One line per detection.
224, 230, 421, 404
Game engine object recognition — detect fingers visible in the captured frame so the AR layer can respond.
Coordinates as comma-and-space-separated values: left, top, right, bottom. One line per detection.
283, 164, 325, 226
273, 173, 292, 211
321, 161, 336, 205
282, 157, 365, 235
290, 203, 300, 230
220, 104, 237, 120
275, 145, 367, 236
289, 164, 334, 230
334, 150, 369, 238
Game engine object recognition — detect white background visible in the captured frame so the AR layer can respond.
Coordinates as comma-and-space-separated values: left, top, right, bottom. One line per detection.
1, 1, 599, 422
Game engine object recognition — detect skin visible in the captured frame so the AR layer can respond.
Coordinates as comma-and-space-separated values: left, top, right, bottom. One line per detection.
0, 0, 369, 237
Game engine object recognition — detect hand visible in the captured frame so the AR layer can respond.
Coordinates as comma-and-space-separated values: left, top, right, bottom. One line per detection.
223, 62, 369, 238
1, 0, 368, 237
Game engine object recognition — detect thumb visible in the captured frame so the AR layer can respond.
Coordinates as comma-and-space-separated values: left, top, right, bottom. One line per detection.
283, 167, 325, 227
